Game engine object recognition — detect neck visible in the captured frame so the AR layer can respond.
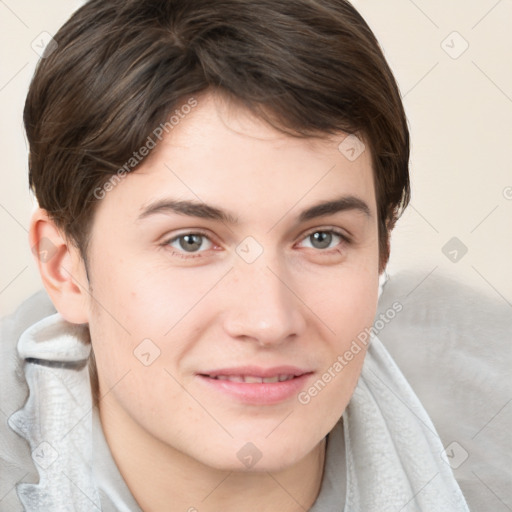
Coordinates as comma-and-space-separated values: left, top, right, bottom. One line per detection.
99, 402, 326, 512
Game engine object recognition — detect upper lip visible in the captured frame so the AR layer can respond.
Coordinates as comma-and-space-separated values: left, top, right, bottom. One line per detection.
199, 366, 311, 378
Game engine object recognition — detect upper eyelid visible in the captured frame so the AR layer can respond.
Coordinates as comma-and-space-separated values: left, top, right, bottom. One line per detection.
301, 226, 351, 241
165, 228, 215, 244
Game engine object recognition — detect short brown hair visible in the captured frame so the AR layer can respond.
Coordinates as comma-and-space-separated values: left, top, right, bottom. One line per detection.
25, 0, 410, 273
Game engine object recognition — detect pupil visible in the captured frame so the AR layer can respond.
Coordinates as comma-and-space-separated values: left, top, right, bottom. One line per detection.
311, 231, 332, 249
179, 234, 202, 252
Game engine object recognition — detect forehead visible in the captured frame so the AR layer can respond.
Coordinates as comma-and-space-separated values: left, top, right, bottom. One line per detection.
93, 93, 376, 227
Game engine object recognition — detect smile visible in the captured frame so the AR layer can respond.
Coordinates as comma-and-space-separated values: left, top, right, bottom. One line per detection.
197, 366, 313, 404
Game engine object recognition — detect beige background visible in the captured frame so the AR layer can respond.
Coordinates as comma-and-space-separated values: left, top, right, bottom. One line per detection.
1, 0, 511, 315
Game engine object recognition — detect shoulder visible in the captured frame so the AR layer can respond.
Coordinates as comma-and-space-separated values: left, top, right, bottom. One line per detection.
0, 290, 57, 510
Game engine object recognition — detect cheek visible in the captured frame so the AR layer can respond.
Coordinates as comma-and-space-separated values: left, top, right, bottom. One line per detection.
297, 289, 376, 432
88, 252, 208, 338
86, 253, 228, 400
295, 257, 378, 412
87, 293, 188, 437
298, 252, 379, 339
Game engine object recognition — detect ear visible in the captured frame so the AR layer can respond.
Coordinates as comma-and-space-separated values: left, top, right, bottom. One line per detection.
29, 208, 90, 324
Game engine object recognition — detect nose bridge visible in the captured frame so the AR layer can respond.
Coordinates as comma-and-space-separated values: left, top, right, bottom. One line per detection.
222, 246, 306, 344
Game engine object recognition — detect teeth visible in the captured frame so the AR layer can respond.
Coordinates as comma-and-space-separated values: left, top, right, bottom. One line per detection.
244, 375, 264, 383
210, 374, 295, 383
223, 375, 244, 382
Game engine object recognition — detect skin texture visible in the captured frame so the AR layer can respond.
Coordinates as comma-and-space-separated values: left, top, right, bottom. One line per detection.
30, 92, 380, 511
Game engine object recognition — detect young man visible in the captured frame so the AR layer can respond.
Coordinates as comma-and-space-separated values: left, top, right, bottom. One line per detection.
1, 0, 470, 510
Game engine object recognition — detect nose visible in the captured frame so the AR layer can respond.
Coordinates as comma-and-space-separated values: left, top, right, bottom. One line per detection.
221, 255, 307, 347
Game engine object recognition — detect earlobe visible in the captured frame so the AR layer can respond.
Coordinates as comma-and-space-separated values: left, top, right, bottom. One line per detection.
29, 208, 90, 324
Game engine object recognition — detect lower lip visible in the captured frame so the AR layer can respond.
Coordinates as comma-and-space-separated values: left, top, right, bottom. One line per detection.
197, 374, 313, 405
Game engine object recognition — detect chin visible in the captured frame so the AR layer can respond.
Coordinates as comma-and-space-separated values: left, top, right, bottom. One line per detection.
192, 436, 314, 474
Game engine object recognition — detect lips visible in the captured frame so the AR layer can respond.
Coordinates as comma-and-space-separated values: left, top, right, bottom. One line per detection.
197, 365, 313, 404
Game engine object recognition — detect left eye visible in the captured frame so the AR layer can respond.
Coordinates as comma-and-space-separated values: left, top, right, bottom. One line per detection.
299, 230, 346, 250
167, 233, 213, 253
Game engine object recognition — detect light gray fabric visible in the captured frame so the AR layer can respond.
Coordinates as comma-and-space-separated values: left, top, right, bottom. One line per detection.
309, 418, 345, 511
0, 290, 53, 510
0, 299, 142, 512
376, 270, 512, 511
0, 274, 487, 511
7, 315, 100, 510
343, 334, 468, 511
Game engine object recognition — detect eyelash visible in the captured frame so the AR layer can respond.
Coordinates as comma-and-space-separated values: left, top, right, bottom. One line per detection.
162, 227, 351, 258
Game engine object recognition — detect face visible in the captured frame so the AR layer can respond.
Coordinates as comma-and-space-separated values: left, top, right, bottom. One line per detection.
85, 92, 380, 472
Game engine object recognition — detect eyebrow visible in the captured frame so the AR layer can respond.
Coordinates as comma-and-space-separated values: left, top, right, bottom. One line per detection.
136, 195, 372, 225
